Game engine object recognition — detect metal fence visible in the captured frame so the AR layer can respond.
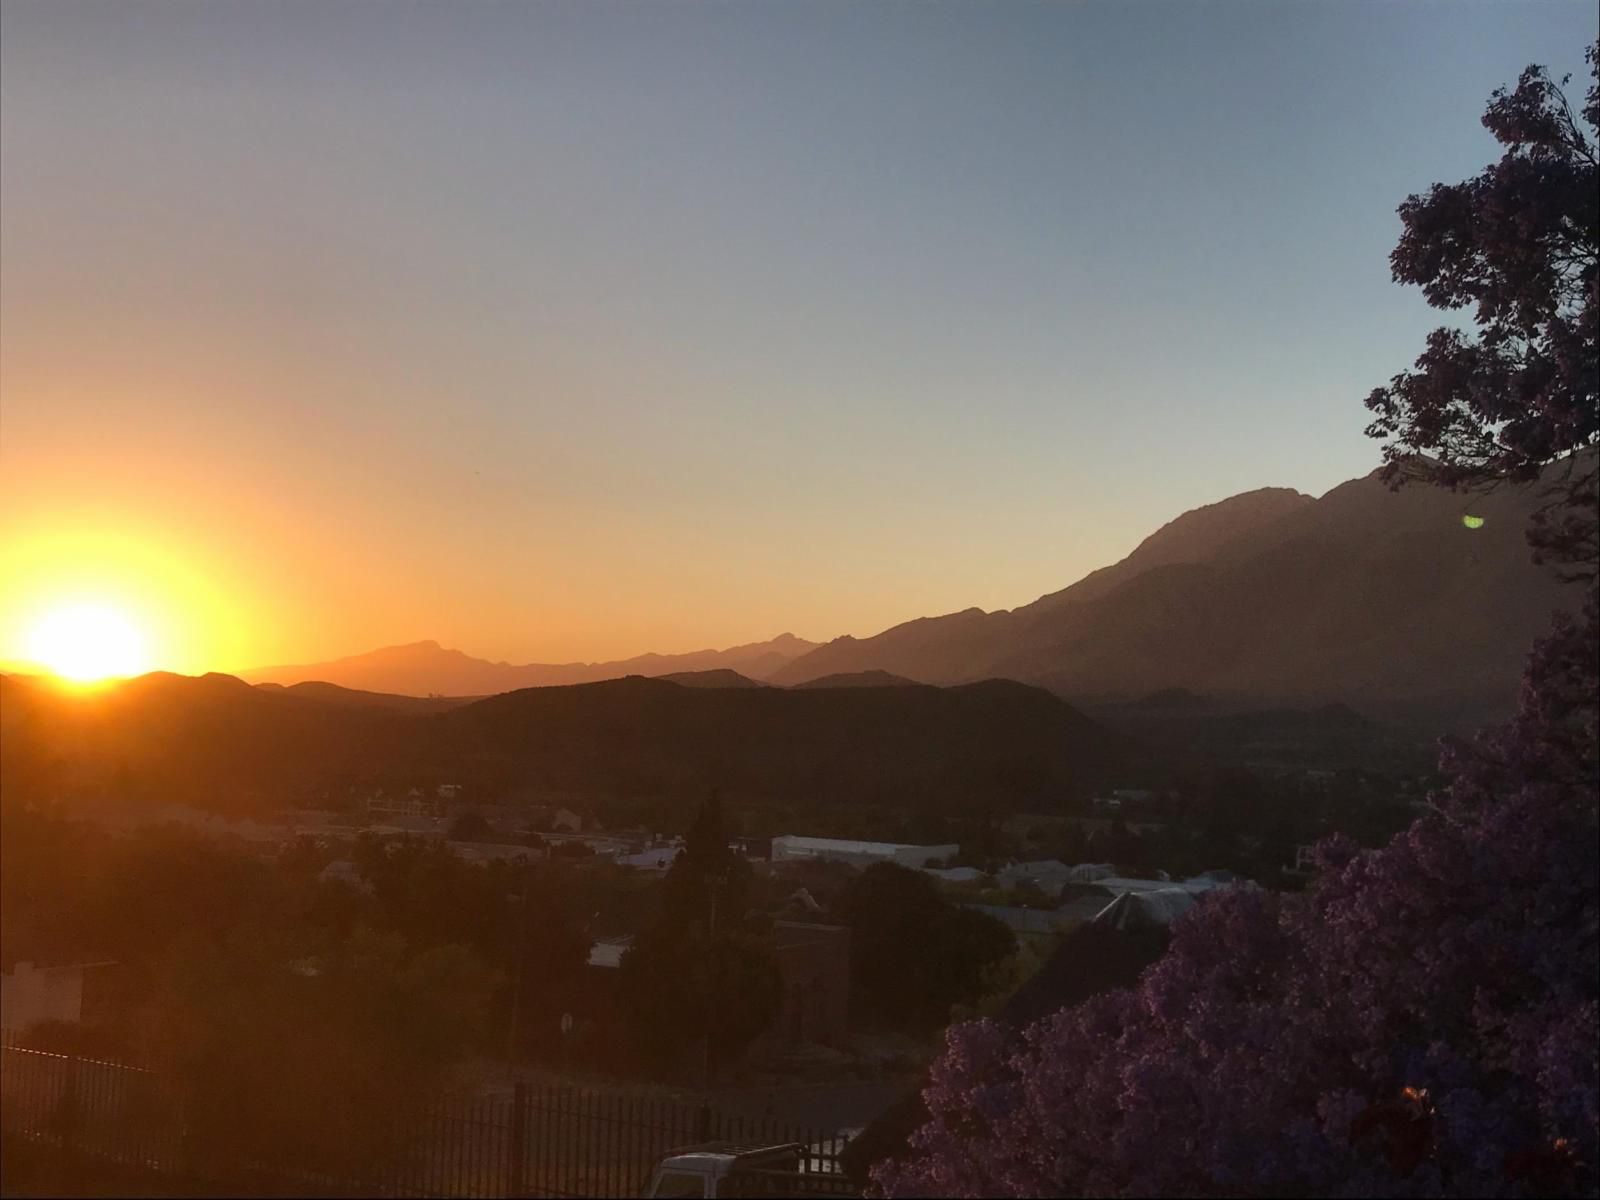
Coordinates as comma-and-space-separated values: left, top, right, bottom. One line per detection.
0, 1037, 855, 1197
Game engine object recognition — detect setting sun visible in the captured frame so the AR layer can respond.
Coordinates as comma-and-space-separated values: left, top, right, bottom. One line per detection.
22, 602, 152, 683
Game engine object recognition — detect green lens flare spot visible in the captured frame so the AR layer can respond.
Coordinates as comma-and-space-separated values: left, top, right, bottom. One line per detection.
1462, 515, 1485, 529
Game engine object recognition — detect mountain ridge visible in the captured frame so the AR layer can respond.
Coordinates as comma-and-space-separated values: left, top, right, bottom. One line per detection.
0, 667, 1124, 814
239, 461, 1584, 725
241, 632, 819, 696
770, 464, 1580, 726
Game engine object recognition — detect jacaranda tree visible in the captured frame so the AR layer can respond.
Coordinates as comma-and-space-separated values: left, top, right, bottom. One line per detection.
876, 46, 1599, 1199
1365, 42, 1598, 579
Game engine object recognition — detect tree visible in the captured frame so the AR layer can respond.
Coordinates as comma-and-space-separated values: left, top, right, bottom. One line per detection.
151, 925, 499, 1181
447, 810, 491, 841
618, 922, 782, 1077
877, 53, 1599, 1198
618, 792, 778, 1076
660, 788, 750, 930
1364, 43, 1598, 578
836, 863, 1015, 1031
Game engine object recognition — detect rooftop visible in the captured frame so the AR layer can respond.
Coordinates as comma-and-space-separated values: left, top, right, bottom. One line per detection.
772, 835, 955, 855
586, 936, 634, 970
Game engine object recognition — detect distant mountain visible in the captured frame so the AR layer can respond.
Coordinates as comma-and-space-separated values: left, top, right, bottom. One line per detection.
769, 489, 1319, 690
654, 670, 765, 688
0, 670, 1123, 815
772, 464, 1583, 726
793, 671, 921, 689
241, 633, 818, 697
256, 680, 474, 713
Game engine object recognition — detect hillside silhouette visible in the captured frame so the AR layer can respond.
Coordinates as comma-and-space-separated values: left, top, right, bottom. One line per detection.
772, 463, 1581, 725
793, 671, 921, 689
0, 671, 1122, 815
653, 669, 765, 688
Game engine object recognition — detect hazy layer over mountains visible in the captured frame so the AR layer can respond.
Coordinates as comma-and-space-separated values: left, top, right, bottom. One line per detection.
243, 633, 818, 696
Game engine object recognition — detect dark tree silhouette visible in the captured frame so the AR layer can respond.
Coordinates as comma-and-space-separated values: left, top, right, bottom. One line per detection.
447, 810, 491, 841
660, 788, 750, 930
1365, 42, 1598, 578
834, 863, 1014, 1032
618, 792, 778, 1076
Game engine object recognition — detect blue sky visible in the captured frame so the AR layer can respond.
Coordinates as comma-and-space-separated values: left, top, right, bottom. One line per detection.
1, 0, 1594, 668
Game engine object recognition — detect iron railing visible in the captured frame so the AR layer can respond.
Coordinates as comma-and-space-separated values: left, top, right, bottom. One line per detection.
0, 1035, 856, 1197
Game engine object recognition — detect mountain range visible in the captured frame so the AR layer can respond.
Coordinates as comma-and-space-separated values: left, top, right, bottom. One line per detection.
242, 633, 818, 696
237, 462, 1583, 727
771, 464, 1581, 726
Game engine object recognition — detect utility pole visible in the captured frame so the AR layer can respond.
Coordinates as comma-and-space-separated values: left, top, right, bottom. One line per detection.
506, 862, 533, 1082
700, 883, 717, 1097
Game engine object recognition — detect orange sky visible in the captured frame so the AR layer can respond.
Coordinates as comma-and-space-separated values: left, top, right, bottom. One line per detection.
5, 2, 1584, 677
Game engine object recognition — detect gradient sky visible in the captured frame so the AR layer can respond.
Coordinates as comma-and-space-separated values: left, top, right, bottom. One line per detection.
2, 0, 1594, 673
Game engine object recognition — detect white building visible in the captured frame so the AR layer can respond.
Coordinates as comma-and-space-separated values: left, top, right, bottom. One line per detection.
451, 842, 540, 865
586, 936, 634, 970
997, 860, 1076, 892
366, 791, 443, 819
1091, 889, 1199, 931
616, 846, 683, 872
923, 866, 987, 885
1, 961, 115, 1033
770, 836, 959, 870
318, 860, 373, 893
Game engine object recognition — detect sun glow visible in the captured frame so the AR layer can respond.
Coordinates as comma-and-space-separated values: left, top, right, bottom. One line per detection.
22, 602, 153, 683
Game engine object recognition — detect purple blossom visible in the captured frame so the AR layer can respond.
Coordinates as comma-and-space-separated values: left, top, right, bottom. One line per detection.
875, 602, 1596, 1199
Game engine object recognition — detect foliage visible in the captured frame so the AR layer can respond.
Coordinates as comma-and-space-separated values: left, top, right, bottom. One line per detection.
660, 789, 752, 929
949, 931, 1061, 1025
0, 813, 586, 1098
618, 922, 782, 1078
147, 925, 499, 1179
617, 792, 779, 1076
835, 863, 1016, 1032
447, 809, 492, 841
354, 836, 590, 1057
1365, 43, 1599, 578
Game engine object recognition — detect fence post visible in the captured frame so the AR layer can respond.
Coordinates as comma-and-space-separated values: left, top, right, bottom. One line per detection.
510, 1082, 528, 1196
58, 1064, 81, 1157
697, 1103, 712, 1145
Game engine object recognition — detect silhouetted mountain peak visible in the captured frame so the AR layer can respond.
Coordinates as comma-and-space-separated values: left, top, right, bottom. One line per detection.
770, 463, 1576, 725
241, 632, 821, 696
657, 669, 765, 688
794, 670, 922, 689
1131, 486, 1313, 559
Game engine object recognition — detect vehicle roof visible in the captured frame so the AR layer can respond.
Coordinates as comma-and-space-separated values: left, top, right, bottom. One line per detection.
659, 1141, 803, 1168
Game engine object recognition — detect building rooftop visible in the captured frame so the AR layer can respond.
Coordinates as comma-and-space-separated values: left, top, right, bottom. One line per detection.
586, 936, 634, 970
616, 846, 682, 871
773, 835, 954, 855
964, 904, 1062, 936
